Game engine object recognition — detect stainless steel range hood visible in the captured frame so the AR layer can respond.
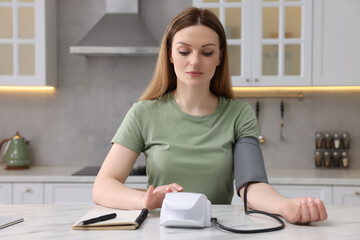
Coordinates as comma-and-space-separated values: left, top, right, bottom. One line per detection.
69, 0, 159, 57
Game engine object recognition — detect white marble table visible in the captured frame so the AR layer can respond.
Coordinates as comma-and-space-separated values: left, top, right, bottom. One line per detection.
0, 204, 359, 240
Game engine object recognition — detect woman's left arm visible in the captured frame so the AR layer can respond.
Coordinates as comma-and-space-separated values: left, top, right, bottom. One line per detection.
239, 182, 328, 224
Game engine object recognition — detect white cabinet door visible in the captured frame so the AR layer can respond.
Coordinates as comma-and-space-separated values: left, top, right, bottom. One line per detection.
193, 0, 313, 87
13, 183, 43, 204
251, 0, 313, 86
313, 0, 360, 86
0, 0, 56, 86
44, 183, 94, 204
272, 184, 333, 205
0, 183, 12, 204
333, 186, 360, 206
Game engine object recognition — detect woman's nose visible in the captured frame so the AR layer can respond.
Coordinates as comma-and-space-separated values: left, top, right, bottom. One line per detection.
189, 53, 201, 66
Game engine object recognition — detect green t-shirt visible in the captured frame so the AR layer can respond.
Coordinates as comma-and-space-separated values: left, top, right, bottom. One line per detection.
112, 91, 259, 204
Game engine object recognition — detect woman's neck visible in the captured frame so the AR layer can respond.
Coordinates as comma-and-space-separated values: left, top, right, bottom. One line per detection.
173, 86, 219, 116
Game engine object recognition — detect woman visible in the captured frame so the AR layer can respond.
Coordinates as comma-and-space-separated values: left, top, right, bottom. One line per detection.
93, 7, 327, 224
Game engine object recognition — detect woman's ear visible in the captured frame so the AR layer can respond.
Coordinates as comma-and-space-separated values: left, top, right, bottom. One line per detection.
169, 49, 174, 63
217, 49, 224, 66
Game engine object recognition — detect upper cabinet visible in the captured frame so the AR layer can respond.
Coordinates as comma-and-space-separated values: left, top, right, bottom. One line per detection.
0, 0, 56, 87
312, 0, 360, 86
194, 0, 360, 87
193, 0, 313, 87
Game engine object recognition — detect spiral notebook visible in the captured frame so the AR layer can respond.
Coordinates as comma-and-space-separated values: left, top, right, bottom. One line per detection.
72, 209, 148, 230
0, 216, 24, 230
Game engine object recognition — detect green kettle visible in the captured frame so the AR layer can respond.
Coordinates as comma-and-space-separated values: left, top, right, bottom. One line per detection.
0, 132, 30, 169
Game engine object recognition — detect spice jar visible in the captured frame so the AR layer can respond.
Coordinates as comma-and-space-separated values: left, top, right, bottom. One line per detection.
333, 133, 341, 150
324, 133, 332, 149
315, 132, 324, 149
324, 151, 331, 168
333, 151, 340, 168
341, 151, 349, 168
342, 133, 350, 149
315, 151, 323, 167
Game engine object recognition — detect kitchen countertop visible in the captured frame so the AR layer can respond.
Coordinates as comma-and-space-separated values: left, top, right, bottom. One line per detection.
0, 204, 359, 240
0, 166, 360, 185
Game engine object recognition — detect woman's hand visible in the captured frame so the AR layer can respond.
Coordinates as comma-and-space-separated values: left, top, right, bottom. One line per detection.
142, 183, 183, 210
280, 197, 328, 224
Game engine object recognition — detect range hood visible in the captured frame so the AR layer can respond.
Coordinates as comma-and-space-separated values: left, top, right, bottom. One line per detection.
69, 0, 159, 57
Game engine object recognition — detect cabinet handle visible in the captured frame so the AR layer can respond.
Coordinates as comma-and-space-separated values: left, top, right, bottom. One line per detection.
355, 191, 360, 196
246, 78, 250, 82
24, 188, 32, 193
254, 78, 259, 82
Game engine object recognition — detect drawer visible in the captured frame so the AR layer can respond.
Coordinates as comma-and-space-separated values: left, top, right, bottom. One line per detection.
44, 183, 93, 204
13, 183, 44, 204
333, 186, 360, 206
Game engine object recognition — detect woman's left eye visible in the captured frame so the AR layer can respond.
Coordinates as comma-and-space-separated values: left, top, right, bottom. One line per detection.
202, 51, 214, 56
179, 51, 190, 56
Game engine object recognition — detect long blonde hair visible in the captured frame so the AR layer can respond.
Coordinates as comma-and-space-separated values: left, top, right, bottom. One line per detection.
140, 7, 234, 100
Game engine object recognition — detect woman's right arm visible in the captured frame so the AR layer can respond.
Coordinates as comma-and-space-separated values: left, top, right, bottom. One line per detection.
92, 143, 183, 210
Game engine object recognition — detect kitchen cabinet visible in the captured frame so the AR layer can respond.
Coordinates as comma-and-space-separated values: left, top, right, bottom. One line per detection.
273, 184, 333, 205
313, 0, 360, 86
44, 183, 94, 204
333, 186, 360, 206
193, 0, 313, 87
0, 183, 12, 204
0, 0, 57, 86
0, 179, 147, 205
44, 182, 148, 204
13, 183, 43, 204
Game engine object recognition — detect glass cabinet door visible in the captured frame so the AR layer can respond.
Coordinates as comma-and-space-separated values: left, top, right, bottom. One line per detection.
194, 0, 312, 87
252, 0, 312, 86
193, 0, 250, 86
0, 0, 56, 87
0, 0, 36, 80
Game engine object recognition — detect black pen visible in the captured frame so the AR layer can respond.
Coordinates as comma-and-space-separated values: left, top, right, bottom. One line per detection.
79, 213, 117, 225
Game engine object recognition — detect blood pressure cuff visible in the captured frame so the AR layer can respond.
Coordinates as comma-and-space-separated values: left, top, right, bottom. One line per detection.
234, 137, 268, 197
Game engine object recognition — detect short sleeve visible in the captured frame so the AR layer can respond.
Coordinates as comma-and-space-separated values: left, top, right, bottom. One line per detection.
111, 103, 144, 154
234, 103, 259, 142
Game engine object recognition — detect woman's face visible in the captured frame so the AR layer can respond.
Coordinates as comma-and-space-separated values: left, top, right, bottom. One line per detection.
170, 25, 222, 89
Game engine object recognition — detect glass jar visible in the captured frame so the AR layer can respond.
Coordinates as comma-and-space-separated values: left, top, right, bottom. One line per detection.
333, 133, 341, 150
315, 151, 323, 167
324, 151, 331, 168
333, 151, 340, 168
315, 132, 324, 149
341, 151, 350, 168
324, 133, 332, 149
342, 133, 350, 149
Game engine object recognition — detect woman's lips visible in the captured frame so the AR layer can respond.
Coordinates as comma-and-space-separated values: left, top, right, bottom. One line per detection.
186, 71, 203, 77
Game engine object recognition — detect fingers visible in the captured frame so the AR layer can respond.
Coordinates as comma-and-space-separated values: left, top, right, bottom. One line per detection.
314, 198, 328, 221
306, 198, 320, 222
170, 183, 184, 192
166, 183, 183, 193
154, 183, 183, 195
144, 183, 183, 210
298, 197, 327, 224
299, 199, 311, 223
